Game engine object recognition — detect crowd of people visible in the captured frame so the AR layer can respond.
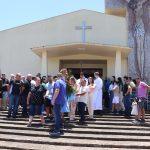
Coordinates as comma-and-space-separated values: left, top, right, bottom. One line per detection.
103, 75, 150, 124
0, 69, 149, 137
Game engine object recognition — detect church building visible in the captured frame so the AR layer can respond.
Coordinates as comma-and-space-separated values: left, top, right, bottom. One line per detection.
0, 7, 131, 78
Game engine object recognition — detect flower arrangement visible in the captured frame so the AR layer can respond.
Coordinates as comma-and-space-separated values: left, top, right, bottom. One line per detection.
66, 69, 76, 97
66, 82, 75, 97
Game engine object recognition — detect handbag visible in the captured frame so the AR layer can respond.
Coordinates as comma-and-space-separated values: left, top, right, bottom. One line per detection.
131, 102, 138, 115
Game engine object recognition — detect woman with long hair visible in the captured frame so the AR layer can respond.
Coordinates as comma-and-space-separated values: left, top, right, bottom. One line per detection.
108, 76, 116, 111
87, 77, 96, 119
68, 77, 78, 121
112, 81, 120, 114
117, 77, 125, 113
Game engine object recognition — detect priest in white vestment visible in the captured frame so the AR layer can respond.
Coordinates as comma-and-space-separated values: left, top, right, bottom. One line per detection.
93, 72, 103, 110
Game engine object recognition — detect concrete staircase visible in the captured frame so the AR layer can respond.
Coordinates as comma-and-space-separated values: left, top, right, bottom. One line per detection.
0, 110, 150, 150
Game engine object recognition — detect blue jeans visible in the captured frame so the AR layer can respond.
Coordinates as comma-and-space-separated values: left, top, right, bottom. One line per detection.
54, 104, 64, 131
124, 95, 131, 116
8, 94, 20, 117
29, 104, 43, 116
78, 102, 86, 122
21, 95, 28, 116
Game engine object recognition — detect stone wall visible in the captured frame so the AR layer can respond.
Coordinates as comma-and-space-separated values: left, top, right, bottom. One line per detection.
105, 0, 150, 82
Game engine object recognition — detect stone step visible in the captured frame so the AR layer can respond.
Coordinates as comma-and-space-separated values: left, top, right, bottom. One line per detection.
0, 134, 150, 149
0, 114, 148, 127
0, 115, 136, 123
1, 114, 150, 124
0, 122, 150, 136
1, 116, 150, 129
0, 127, 150, 142
0, 118, 149, 131
0, 116, 135, 123
0, 115, 142, 122
0, 141, 136, 150
0, 114, 138, 121
0, 115, 149, 129
0, 110, 150, 149
0, 120, 149, 130
1, 110, 150, 117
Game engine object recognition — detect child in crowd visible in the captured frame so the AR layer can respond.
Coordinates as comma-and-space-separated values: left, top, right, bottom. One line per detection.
112, 81, 120, 114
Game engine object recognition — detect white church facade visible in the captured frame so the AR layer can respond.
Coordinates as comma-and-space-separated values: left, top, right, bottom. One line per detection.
0, 9, 131, 78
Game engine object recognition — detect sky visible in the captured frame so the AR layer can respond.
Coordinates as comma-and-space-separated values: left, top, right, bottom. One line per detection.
0, 0, 105, 31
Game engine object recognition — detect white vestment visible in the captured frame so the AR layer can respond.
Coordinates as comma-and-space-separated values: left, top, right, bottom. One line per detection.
93, 77, 103, 110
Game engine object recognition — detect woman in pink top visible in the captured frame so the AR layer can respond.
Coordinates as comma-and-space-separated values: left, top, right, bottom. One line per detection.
135, 78, 150, 123
87, 77, 96, 119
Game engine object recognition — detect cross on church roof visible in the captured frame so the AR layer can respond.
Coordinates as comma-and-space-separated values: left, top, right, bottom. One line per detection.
75, 21, 92, 43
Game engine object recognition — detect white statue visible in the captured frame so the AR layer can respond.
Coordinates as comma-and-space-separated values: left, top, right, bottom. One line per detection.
125, 0, 148, 78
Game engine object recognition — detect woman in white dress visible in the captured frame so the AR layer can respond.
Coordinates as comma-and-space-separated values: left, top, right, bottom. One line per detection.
87, 77, 96, 119
112, 81, 120, 114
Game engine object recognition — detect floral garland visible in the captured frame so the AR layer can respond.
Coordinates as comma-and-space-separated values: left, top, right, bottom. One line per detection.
66, 69, 76, 97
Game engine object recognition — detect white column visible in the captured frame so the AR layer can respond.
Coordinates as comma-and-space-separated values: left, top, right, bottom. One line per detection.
115, 50, 122, 78
41, 50, 48, 76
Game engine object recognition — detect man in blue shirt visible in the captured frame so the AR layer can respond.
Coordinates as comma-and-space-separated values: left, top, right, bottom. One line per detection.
50, 73, 66, 136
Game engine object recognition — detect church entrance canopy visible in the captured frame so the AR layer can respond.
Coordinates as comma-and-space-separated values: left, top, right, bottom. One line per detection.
31, 42, 131, 77
32, 42, 131, 57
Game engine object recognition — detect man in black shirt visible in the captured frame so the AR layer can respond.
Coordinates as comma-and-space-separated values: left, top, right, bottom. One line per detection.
21, 74, 32, 117
1, 74, 9, 110
123, 76, 132, 118
0, 77, 2, 110
7, 73, 22, 118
